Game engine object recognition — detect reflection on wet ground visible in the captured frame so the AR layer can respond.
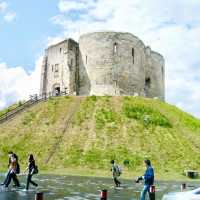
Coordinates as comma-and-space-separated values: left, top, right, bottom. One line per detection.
0, 175, 199, 200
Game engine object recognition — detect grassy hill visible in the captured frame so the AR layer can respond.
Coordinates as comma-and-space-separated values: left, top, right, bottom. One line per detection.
0, 96, 200, 180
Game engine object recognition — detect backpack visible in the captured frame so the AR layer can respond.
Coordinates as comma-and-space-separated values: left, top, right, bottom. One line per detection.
116, 165, 122, 176
32, 165, 39, 174
16, 163, 20, 174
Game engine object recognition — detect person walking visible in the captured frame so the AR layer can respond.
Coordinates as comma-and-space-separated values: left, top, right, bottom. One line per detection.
13, 153, 20, 175
110, 160, 121, 187
136, 159, 154, 200
24, 154, 38, 190
4, 154, 20, 187
0, 151, 13, 186
1, 151, 20, 187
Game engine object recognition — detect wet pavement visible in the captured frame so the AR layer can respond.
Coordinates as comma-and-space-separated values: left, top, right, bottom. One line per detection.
0, 174, 200, 200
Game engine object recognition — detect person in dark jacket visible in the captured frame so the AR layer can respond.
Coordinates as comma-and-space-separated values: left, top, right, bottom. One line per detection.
136, 159, 154, 200
24, 154, 38, 190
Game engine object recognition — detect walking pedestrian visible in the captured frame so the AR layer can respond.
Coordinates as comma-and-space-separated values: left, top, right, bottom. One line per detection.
24, 154, 38, 190
110, 160, 121, 187
136, 159, 154, 200
3, 153, 20, 187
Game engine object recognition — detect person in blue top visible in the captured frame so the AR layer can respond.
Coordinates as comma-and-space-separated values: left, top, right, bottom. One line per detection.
136, 159, 154, 200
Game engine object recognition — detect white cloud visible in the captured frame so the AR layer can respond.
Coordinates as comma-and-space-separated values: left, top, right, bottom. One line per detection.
0, 1, 16, 23
0, 1, 7, 12
3, 11, 16, 22
58, 0, 94, 13
1, 0, 199, 119
0, 57, 42, 109
49, 0, 200, 118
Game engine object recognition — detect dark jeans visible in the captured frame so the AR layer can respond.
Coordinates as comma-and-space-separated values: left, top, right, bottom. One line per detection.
113, 177, 121, 187
4, 171, 20, 187
26, 174, 38, 190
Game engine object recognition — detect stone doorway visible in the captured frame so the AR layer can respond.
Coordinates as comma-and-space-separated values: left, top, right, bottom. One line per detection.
53, 84, 60, 96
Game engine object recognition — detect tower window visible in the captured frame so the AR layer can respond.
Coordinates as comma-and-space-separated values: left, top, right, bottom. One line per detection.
86, 55, 88, 64
54, 64, 59, 78
145, 77, 151, 89
54, 72, 59, 78
71, 59, 73, 66
55, 64, 59, 72
52, 65, 54, 72
60, 48, 62, 53
114, 43, 118, 54
132, 48, 134, 64
144, 77, 151, 96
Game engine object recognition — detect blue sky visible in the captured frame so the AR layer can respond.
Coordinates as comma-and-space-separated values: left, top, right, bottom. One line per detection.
0, 0, 200, 118
0, 0, 61, 71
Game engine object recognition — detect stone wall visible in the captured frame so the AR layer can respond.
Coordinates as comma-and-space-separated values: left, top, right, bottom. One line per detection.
79, 32, 147, 96
40, 39, 78, 96
144, 47, 165, 100
40, 31, 165, 100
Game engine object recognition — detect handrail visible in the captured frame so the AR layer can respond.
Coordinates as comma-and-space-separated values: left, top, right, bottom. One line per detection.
0, 91, 68, 124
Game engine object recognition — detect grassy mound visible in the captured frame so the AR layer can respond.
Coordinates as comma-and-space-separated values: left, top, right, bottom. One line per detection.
0, 96, 200, 179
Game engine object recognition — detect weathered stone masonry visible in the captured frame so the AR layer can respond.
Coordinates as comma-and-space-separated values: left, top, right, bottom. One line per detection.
40, 32, 165, 100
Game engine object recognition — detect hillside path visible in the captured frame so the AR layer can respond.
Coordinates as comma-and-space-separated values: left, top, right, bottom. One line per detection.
45, 97, 82, 164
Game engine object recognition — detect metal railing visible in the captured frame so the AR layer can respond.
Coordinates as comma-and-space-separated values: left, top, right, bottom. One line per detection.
0, 91, 68, 124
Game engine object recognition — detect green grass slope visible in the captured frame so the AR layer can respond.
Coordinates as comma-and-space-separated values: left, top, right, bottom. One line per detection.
0, 96, 200, 179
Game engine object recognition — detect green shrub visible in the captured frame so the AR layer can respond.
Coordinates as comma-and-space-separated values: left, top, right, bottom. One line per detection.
123, 102, 172, 128
90, 95, 97, 102
123, 159, 130, 166
18, 101, 24, 106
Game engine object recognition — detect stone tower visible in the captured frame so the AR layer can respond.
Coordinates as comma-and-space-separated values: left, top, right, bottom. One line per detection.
40, 31, 165, 100
40, 39, 79, 96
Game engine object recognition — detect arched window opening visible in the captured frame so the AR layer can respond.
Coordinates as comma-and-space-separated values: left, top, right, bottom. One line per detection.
53, 84, 60, 96
161, 65, 164, 78
132, 48, 134, 64
54, 64, 59, 78
69, 59, 73, 71
144, 77, 151, 97
114, 43, 118, 54
71, 59, 73, 66
145, 77, 151, 89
